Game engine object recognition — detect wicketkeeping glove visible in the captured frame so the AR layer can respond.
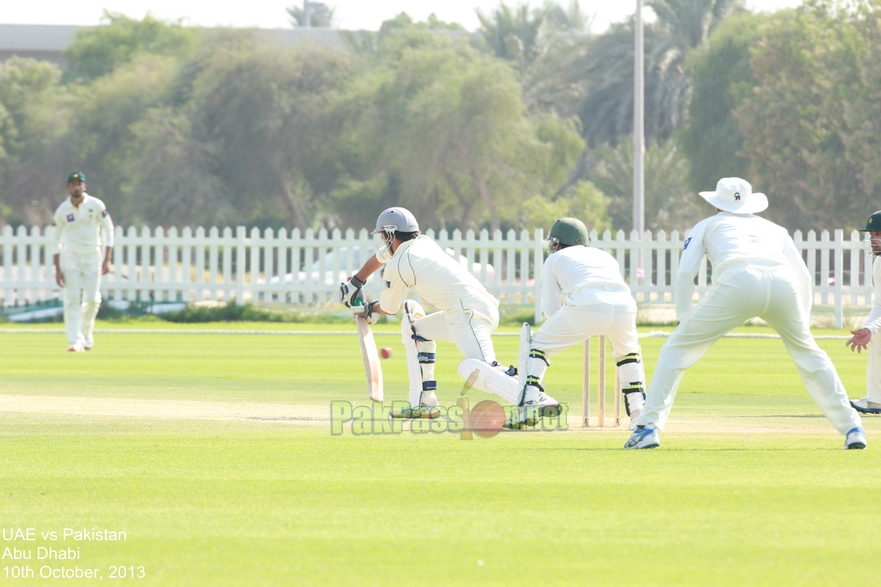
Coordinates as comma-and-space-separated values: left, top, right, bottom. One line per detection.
340, 275, 365, 308
350, 300, 381, 324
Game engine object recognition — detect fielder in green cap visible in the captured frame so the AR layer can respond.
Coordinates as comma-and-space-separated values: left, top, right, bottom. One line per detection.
512, 217, 646, 429
67, 171, 86, 184
845, 210, 881, 414
53, 171, 114, 352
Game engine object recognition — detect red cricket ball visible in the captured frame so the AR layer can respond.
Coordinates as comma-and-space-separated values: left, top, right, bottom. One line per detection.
381, 347, 393, 359
470, 400, 506, 438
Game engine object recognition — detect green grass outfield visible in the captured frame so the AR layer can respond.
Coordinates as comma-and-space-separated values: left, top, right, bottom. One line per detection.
1, 321, 879, 586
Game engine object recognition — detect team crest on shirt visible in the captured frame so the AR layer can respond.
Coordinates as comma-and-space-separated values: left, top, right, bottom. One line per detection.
102, 210, 108, 217
683, 237, 691, 250
66, 213, 75, 222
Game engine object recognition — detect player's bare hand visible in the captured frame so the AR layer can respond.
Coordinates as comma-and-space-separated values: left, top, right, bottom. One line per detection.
847, 328, 872, 353
55, 268, 65, 287
101, 259, 111, 275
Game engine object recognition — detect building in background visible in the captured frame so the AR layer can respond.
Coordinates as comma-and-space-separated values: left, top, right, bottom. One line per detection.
0, 24, 347, 68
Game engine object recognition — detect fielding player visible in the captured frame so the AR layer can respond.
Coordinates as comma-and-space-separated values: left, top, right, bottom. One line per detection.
340, 206, 559, 419
53, 172, 114, 352
625, 177, 865, 450
846, 211, 881, 414
515, 218, 645, 429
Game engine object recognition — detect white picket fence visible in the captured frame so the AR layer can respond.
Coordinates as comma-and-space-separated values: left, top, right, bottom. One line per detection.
0, 224, 873, 326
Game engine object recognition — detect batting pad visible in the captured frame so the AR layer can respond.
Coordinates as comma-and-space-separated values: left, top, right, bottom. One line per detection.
457, 358, 520, 405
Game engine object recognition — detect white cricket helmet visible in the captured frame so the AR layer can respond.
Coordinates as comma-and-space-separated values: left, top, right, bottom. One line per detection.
372, 207, 419, 260
371, 207, 419, 234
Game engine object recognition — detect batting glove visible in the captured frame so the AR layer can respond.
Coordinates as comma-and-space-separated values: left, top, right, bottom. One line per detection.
350, 300, 381, 324
340, 275, 365, 308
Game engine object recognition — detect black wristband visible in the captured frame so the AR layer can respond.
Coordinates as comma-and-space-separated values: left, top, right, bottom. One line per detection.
350, 275, 366, 289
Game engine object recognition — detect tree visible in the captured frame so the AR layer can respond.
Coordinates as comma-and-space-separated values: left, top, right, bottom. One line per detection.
589, 138, 703, 231
186, 33, 355, 231
549, 0, 745, 147
63, 55, 181, 224
734, 2, 869, 230
520, 180, 611, 233
338, 12, 465, 56
338, 29, 584, 232
545, 0, 593, 34
62, 12, 197, 82
840, 4, 881, 215
121, 108, 231, 227
287, 2, 336, 27
679, 12, 766, 192
476, 2, 551, 71
0, 58, 69, 225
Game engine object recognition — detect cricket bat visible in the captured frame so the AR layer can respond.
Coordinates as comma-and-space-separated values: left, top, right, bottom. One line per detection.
355, 315, 383, 402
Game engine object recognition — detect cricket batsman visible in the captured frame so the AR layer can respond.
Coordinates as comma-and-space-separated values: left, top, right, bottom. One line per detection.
846, 210, 881, 414
340, 206, 559, 419
53, 172, 114, 352
625, 177, 865, 450
514, 218, 646, 429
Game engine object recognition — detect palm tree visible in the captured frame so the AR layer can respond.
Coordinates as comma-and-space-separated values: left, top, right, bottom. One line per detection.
478, 2, 596, 117
542, 0, 745, 147
287, 2, 335, 28
476, 3, 551, 71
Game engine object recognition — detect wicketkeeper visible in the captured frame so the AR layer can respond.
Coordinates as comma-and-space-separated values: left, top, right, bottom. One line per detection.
53, 171, 114, 352
625, 177, 865, 450
340, 207, 559, 418
514, 218, 646, 429
846, 210, 881, 414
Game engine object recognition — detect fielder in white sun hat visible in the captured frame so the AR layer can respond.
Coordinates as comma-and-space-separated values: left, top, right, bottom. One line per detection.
698, 177, 768, 214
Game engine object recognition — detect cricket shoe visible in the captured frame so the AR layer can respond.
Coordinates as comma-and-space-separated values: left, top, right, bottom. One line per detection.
845, 427, 867, 450
518, 387, 561, 427
83, 339, 94, 351
390, 405, 441, 419
67, 342, 84, 353
850, 398, 881, 414
624, 426, 660, 449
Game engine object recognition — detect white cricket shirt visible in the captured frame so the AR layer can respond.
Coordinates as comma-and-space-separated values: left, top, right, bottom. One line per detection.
541, 245, 633, 318
53, 194, 114, 257
377, 236, 499, 314
863, 255, 881, 334
676, 212, 811, 320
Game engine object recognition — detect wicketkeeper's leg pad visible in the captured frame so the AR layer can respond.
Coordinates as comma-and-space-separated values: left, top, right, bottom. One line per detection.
617, 353, 646, 416
402, 300, 438, 407
457, 358, 520, 404
517, 323, 550, 405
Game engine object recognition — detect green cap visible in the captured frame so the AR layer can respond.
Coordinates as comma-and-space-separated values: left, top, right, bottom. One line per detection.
549, 217, 590, 246
863, 210, 881, 231
67, 171, 86, 184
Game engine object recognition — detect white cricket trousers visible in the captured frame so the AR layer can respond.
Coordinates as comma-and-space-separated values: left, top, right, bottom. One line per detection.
867, 338, 881, 403
412, 298, 499, 364
639, 265, 861, 435
531, 301, 640, 361
62, 252, 102, 345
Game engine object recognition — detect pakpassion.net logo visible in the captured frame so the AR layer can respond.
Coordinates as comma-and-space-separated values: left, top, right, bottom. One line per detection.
330, 399, 569, 439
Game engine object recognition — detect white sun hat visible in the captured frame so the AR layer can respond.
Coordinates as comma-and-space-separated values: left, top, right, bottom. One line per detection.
698, 177, 768, 215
